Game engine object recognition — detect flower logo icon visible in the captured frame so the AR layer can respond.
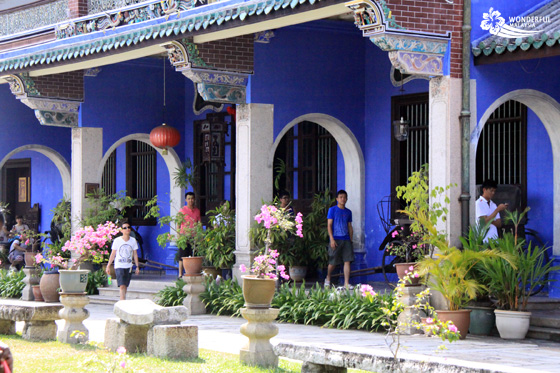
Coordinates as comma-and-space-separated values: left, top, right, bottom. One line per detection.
481, 7, 505, 36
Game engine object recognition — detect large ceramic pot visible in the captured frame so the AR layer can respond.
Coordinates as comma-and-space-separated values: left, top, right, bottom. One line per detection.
436, 309, 472, 339
289, 266, 307, 282
495, 310, 531, 339
59, 269, 89, 293
395, 263, 421, 286
39, 271, 60, 302
32, 285, 44, 302
242, 275, 276, 309
181, 256, 204, 276
466, 306, 495, 336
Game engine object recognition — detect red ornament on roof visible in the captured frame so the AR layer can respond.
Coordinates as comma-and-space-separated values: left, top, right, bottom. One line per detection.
149, 123, 180, 155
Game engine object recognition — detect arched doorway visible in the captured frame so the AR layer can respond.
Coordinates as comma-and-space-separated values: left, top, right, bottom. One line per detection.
270, 113, 365, 250
472, 89, 560, 255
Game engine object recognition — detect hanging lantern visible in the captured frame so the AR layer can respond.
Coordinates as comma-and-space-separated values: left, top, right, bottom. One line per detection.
150, 123, 180, 155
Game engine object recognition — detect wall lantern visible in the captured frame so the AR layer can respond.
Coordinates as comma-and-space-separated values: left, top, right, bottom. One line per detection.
393, 117, 409, 141
150, 123, 180, 155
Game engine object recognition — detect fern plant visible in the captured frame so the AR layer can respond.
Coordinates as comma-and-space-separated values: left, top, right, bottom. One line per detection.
155, 278, 187, 307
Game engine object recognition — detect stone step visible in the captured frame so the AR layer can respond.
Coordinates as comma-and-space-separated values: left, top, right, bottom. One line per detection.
105, 278, 176, 291
97, 287, 160, 302
527, 326, 560, 342
530, 310, 560, 328
525, 296, 560, 311
88, 295, 120, 305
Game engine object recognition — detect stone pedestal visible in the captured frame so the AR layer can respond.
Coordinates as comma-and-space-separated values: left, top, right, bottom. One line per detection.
58, 293, 90, 343
22, 267, 40, 301
240, 307, 279, 368
147, 325, 198, 359
397, 286, 426, 335
182, 275, 206, 315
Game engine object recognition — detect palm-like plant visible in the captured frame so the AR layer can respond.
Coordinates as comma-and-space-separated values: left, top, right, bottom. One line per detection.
410, 210, 513, 311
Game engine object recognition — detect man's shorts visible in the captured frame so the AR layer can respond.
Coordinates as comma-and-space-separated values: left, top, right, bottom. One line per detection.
178, 244, 193, 259
328, 240, 354, 266
115, 267, 133, 287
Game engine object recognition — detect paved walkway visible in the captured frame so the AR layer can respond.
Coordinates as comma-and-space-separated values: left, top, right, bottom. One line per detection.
25, 303, 558, 372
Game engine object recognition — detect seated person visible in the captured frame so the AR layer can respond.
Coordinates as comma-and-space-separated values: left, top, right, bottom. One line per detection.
278, 191, 295, 216
10, 216, 29, 235
8, 233, 27, 270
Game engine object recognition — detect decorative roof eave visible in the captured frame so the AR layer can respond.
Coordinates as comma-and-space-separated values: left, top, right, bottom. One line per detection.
346, 0, 450, 76
0, 0, 332, 74
471, 1, 560, 58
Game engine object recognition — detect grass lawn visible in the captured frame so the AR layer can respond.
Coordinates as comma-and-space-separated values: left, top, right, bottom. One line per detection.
3, 334, 369, 372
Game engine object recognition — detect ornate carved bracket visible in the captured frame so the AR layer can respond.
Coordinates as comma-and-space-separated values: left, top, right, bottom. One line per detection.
1, 74, 81, 127
163, 39, 249, 105
346, 0, 449, 76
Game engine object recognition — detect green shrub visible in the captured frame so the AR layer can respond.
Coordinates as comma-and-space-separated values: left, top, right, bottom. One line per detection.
86, 269, 107, 295
0, 269, 25, 298
155, 278, 187, 306
200, 278, 395, 332
200, 278, 244, 316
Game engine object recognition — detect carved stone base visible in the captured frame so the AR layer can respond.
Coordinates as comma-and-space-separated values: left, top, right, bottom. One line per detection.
182, 275, 206, 315
58, 293, 90, 343
397, 285, 426, 335
22, 267, 40, 301
23, 320, 57, 341
239, 307, 279, 368
147, 325, 198, 359
104, 318, 150, 353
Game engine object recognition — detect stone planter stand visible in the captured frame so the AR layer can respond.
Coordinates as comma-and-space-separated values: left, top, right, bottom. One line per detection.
58, 293, 90, 344
397, 285, 426, 335
182, 275, 206, 315
240, 307, 280, 369
22, 267, 40, 301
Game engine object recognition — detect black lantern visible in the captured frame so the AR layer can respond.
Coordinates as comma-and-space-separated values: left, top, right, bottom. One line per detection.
393, 117, 409, 141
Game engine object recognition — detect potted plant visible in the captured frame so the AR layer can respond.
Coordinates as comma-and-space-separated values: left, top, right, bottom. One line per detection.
241, 204, 302, 308
146, 197, 206, 276
38, 221, 121, 294
480, 208, 560, 339
204, 201, 236, 276
412, 210, 511, 339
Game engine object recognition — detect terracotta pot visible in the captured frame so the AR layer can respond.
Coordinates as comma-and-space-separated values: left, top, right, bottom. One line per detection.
395, 263, 421, 286
24, 251, 36, 268
289, 266, 307, 282
436, 309, 472, 339
39, 272, 60, 303
181, 256, 204, 276
242, 275, 276, 309
495, 309, 531, 340
32, 285, 44, 302
59, 269, 89, 293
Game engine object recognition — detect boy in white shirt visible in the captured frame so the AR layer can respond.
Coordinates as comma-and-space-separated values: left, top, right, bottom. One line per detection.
475, 180, 508, 242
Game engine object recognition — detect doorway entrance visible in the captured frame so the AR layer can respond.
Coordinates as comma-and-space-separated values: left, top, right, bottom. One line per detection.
1, 158, 31, 229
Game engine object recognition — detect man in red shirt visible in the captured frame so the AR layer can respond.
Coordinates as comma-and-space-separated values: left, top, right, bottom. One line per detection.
178, 192, 201, 276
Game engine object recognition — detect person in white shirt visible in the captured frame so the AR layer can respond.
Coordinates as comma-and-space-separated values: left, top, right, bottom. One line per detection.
475, 180, 508, 242
106, 222, 140, 300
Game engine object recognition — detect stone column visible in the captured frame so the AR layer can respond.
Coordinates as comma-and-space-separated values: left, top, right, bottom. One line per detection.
239, 307, 279, 368
22, 267, 40, 301
58, 293, 90, 343
233, 104, 274, 281
429, 76, 463, 247
71, 127, 103, 233
182, 275, 206, 315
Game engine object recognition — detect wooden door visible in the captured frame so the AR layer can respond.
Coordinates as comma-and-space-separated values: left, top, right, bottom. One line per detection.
2, 159, 31, 229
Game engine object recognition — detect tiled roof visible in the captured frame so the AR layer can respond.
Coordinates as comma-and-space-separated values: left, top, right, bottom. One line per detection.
0, 0, 328, 73
472, 0, 560, 57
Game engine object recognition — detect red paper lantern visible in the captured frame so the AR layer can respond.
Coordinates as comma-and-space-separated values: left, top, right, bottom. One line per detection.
150, 123, 180, 155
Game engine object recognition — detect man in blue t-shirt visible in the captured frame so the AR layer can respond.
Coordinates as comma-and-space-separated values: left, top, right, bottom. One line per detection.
325, 189, 354, 289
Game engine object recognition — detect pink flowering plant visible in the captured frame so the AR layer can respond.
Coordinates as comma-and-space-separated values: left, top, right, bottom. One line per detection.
387, 225, 427, 263
243, 204, 304, 279
38, 221, 121, 270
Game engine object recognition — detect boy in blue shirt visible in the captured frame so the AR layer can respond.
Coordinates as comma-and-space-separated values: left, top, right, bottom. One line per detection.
325, 190, 354, 289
